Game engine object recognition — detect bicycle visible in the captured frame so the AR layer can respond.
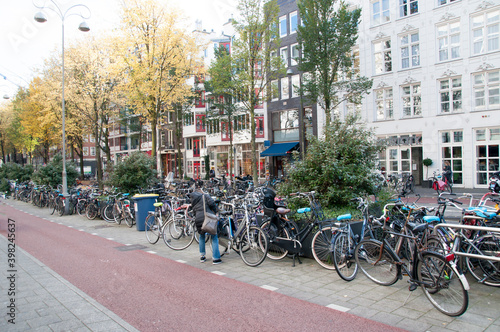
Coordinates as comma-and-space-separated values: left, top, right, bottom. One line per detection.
332, 197, 385, 281
112, 193, 135, 227
213, 195, 269, 267
430, 171, 453, 194
354, 209, 469, 317
260, 191, 347, 268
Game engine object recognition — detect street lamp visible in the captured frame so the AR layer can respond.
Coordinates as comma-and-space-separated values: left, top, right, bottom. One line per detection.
33, 0, 91, 214
287, 68, 305, 159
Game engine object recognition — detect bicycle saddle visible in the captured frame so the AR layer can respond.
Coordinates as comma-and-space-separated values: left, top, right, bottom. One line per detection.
276, 207, 291, 215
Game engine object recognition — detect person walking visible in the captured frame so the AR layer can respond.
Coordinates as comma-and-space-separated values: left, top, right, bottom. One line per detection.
443, 161, 453, 185
188, 187, 222, 264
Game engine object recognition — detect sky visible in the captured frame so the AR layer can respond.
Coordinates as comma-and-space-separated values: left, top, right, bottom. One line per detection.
0, 0, 236, 99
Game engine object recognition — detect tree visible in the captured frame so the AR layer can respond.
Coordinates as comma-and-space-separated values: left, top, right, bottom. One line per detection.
64, 37, 119, 189
228, 0, 284, 181
297, 0, 372, 127
32, 154, 79, 188
278, 112, 385, 207
117, 0, 203, 164
206, 46, 245, 181
109, 151, 157, 194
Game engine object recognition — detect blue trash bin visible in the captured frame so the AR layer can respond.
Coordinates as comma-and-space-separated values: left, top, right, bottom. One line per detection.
133, 194, 159, 231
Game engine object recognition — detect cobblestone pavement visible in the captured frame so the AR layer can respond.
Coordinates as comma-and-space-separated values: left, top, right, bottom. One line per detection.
1, 188, 499, 332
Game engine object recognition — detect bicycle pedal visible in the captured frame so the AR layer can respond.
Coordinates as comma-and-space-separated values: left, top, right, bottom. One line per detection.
408, 283, 418, 292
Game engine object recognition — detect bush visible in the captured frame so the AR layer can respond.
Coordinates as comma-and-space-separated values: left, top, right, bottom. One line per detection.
32, 154, 79, 188
108, 151, 158, 194
278, 113, 385, 207
0, 162, 34, 183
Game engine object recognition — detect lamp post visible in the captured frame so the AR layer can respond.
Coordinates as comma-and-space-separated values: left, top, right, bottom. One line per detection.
287, 68, 305, 159
33, 0, 90, 214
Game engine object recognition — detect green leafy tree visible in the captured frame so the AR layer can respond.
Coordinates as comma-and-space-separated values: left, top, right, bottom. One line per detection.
297, 0, 372, 127
109, 151, 158, 194
278, 113, 385, 207
32, 154, 78, 188
229, 0, 284, 181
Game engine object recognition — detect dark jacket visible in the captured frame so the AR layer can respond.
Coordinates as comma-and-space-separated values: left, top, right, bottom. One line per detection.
189, 191, 217, 234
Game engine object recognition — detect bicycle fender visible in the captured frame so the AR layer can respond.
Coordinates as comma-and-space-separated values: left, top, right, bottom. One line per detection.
449, 260, 470, 291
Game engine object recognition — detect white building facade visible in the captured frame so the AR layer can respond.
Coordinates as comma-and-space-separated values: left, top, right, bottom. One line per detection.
348, 0, 500, 189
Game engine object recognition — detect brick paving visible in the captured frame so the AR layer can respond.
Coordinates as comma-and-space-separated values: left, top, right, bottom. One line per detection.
1, 187, 499, 331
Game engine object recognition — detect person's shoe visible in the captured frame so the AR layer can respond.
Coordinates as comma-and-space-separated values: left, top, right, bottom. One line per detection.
200, 256, 206, 263
213, 259, 222, 265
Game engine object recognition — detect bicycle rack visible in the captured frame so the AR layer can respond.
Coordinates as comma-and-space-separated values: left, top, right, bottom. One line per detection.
433, 223, 500, 262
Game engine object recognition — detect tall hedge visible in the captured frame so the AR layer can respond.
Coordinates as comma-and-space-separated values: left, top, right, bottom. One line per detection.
109, 151, 158, 194
32, 154, 79, 188
278, 113, 385, 207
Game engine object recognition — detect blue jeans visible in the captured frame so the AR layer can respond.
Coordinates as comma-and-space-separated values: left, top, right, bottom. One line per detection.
199, 232, 221, 260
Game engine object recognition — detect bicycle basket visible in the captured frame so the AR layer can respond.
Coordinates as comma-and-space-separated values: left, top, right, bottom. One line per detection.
350, 221, 365, 239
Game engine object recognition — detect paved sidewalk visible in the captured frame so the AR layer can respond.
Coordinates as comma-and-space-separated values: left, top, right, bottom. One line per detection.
1, 187, 500, 332
0, 234, 139, 332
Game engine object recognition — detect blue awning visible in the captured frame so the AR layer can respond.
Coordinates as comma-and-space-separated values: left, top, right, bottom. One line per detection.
260, 142, 299, 157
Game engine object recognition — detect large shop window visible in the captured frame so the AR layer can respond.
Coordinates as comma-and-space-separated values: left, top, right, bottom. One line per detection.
476, 128, 500, 185
441, 130, 463, 185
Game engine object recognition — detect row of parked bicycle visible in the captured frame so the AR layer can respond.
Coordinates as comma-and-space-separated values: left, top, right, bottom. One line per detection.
141, 180, 500, 318
5, 176, 500, 317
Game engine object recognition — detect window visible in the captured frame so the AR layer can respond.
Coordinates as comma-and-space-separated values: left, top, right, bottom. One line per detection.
437, 21, 460, 61
186, 138, 192, 150
281, 77, 289, 100
400, 32, 420, 69
187, 161, 193, 174
90, 135, 95, 143
439, 77, 462, 113
438, 0, 458, 5
272, 110, 299, 142
372, 0, 390, 25
475, 127, 500, 185
441, 130, 463, 184
291, 75, 300, 98
83, 147, 89, 156
290, 43, 300, 66
221, 122, 230, 141
472, 10, 500, 55
400, 0, 418, 18
473, 70, 500, 110
184, 112, 194, 126
374, 39, 392, 74
256, 116, 264, 138
271, 80, 279, 101
280, 47, 288, 67
375, 87, 394, 120
279, 15, 287, 37
196, 115, 205, 132
90, 147, 96, 156
290, 11, 298, 34
402, 84, 421, 117
195, 91, 205, 107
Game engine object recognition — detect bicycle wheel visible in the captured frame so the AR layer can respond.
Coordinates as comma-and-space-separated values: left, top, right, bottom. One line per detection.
124, 207, 135, 227
86, 203, 98, 220
113, 203, 122, 225
162, 218, 195, 250
333, 232, 358, 281
210, 222, 230, 257
238, 226, 268, 267
76, 199, 87, 216
145, 214, 160, 244
260, 220, 289, 260
417, 252, 468, 316
103, 204, 115, 223
57, 199, 65, 216
311, 226, 337, 270
466, 234, 500, 287
354, 239, 400, 286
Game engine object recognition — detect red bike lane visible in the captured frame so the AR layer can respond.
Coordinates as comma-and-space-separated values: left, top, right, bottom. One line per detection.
0, 204, 405, 332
